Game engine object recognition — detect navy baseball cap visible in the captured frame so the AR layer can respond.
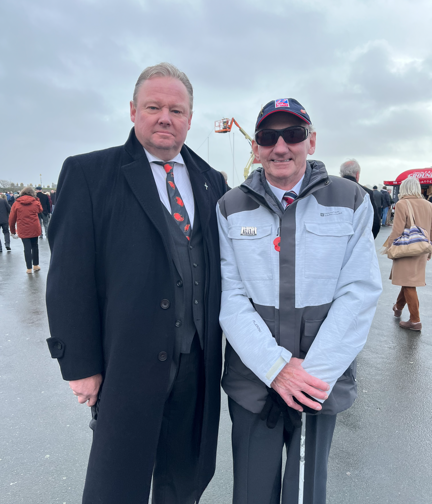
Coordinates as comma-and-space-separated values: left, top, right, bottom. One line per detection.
255, 98, 311, 131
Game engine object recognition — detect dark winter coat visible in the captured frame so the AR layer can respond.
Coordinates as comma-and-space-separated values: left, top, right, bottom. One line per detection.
0, 198, 11, 224
373, 189, 383, 210
36, 191, 51, 214
381, 189, 391, 207
9, 195, 42, 238
45, 128, 226, 504
342, 175, 380, 238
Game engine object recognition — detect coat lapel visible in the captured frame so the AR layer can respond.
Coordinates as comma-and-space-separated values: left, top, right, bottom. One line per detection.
121, 129, 173, 255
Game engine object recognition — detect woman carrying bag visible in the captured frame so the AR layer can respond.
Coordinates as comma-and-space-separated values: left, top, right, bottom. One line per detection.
384, 178, 432, 331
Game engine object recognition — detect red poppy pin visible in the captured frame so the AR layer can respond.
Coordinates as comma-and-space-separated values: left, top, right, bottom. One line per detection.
273, 237, 281, 252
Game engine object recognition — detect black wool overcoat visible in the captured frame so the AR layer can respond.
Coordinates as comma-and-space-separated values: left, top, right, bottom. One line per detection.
46, 128, 226, 503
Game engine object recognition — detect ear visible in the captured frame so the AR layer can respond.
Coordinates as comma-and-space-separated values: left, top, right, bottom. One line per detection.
187, 111, 193, 131
130, 101, 136, 123
252, 140, 260, 160
308, 131, 316, 155
355, 172, 360, 182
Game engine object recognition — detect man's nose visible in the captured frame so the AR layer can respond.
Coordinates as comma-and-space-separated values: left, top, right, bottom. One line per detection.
273, 135, 290, 152
158, 108, 172, 125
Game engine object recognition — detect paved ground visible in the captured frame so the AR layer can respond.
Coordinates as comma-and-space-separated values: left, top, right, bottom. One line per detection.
1, 226, 432, 503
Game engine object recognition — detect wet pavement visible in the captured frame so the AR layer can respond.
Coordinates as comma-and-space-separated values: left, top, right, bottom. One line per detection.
1, 227, 432, 504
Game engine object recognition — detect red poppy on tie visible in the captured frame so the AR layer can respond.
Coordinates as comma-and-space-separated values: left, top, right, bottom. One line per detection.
184, 224, 191, 232
163, 164, 172, 174
173, 213, 184, 222
176, 197, 184, 206
273, 237, 281, 252
186, 236, 190, 241
168, 181, 175, 189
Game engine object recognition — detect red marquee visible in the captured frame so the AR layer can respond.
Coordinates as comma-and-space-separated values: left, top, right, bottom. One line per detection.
384, 168, 432, 186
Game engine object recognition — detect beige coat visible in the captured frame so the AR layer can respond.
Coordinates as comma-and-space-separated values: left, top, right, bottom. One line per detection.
384, 195, 432, 287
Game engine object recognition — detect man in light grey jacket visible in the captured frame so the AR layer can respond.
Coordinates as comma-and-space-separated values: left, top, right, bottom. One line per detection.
216, 98, 382, 504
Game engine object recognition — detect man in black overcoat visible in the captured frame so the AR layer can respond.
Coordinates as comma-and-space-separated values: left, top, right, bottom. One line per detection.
46, 63, 226, 504
340, 159, 380, 238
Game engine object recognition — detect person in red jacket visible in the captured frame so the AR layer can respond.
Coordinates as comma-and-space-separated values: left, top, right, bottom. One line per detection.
9, 186, 43, 273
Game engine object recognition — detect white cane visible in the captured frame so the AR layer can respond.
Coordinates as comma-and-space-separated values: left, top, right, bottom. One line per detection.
298, 412, 306, 504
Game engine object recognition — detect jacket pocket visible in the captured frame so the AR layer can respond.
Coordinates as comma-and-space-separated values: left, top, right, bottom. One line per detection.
304, 222, 354, 279
228, 225, 273, 280
300, 318, 325, 358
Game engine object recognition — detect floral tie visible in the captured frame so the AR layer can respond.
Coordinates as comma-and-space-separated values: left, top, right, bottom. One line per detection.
155, 162, 192, 241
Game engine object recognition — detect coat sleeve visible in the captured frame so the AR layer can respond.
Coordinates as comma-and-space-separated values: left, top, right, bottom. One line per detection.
217, 201, 292, 387
9, 204, 17, 234
302, 192, 383, 399
385, 200, 406, 247
46, 156, 104, 381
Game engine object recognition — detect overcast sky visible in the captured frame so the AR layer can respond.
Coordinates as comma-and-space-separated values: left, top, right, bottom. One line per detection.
1, 0, 432, 188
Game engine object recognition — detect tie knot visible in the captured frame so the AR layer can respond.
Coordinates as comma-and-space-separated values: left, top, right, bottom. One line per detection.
282, 191, 297, 207
154, 161, 174, 174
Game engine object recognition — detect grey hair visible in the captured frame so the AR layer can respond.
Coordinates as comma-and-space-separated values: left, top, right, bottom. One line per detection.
19, 186, 36, 197
133, 62, 193, 111
340, 159, 361, 178
399, 177, 423, 198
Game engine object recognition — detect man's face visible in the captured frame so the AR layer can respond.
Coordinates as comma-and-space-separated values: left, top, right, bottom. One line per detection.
130, 76, 192, 161
252, 113, 316, 190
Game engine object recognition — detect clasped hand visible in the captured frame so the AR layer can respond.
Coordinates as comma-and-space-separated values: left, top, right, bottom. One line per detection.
271, 358, 329, 412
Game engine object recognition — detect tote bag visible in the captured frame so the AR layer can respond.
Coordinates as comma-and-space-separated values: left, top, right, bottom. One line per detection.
386, 200, 432, 260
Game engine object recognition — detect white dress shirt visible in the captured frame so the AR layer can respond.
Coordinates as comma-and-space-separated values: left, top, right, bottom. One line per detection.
267, 175, 304, 209
144, 148, 195, 228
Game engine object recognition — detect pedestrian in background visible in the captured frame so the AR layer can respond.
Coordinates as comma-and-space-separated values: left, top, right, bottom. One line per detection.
340, 159, 380, 238
381, 185, 392, 226
9, 186, 42, 274
385, 178, 432, 331
0, 193, 11, 252
372, 185, 383, 221
36, 186, 50, 238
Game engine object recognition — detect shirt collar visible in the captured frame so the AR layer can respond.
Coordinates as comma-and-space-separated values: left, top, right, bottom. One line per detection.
266, 175, 305, 203
144, 148, 185, 167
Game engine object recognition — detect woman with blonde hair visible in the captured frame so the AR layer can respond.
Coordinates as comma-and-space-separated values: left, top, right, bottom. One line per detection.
9, 186, 43, 273
385, 177, 432, 330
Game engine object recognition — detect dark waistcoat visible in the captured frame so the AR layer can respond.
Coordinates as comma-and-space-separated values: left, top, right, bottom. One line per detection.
163, 205, 206, 358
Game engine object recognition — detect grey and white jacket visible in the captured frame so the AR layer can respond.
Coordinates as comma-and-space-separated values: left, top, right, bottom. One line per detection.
216, 161, 382, 415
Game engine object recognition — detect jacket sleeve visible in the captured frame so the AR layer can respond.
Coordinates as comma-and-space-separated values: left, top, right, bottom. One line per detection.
46, 156, 104, 381
9, 204, 17, 234
385, 200, 406, 247
217, 201, 292, 387
302, 193, 382, 398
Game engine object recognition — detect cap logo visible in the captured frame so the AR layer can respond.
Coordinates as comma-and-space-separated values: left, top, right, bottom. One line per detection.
275, 98, 290, 108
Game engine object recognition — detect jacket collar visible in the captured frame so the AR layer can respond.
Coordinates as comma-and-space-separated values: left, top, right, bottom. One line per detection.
239, 160, 330, 215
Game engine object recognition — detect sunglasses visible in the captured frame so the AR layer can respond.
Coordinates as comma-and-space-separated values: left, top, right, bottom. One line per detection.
255, 126, 309, 147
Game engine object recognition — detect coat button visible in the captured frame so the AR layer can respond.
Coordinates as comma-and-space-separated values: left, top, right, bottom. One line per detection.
194, 281, 199, 285
194, 300, 199, 305
176, 281, 183, 287
193, 263, 198, 268
160, 299, 170, 309
175, 320, 182, 327
158, 351, 168, 361
189, 245, 193, 250
56, 342, 63, 350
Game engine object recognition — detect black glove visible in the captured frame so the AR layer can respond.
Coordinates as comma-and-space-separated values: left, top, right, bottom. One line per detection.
260, 388, 302, 435
293, 392, 321, 415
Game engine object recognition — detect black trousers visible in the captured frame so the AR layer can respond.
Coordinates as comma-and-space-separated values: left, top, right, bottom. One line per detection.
152, 335, 205, 504
22, 237, 39, 269
229, 398, 337, 504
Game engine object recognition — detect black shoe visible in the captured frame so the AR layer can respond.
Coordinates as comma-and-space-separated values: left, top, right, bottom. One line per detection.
6, 246, 11, 251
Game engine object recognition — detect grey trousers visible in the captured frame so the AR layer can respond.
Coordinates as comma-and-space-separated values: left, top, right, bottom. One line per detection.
38, 213, 49, 237
0, 222, 10, 249
228, 397, 337, 504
